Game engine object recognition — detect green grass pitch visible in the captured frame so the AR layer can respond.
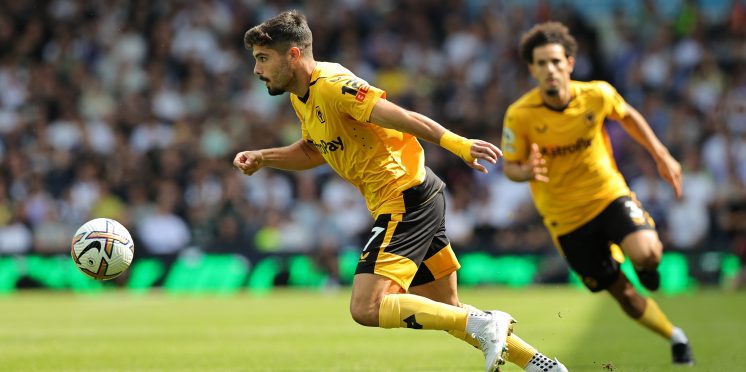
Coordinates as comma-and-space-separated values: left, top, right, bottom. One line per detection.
0, 286, 743, 371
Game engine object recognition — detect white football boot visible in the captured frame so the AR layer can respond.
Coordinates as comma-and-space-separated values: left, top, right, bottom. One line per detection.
466, 310, 515, 372
525, 353, 569, 372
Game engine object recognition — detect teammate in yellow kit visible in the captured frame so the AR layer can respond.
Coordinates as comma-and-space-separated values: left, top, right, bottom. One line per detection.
234, 10, 565, 372
501, 21, 694, 365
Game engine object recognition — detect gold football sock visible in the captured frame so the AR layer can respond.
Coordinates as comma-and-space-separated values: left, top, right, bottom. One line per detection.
447, 303, 482, 348
636, 298, 674, 339
378, 293, 468, 331
506, 333, 538, 368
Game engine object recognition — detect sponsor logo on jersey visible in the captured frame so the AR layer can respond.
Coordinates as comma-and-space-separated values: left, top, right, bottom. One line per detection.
307, 136, 344, 154
331, 77, 370, 103
535, 123, 548, 133
351, 84, 369, 102
540, 137, 592, 157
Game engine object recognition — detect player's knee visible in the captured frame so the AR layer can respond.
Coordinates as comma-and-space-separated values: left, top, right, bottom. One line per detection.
349, 298, 379, 327
638, 242, 662, 268
626, 235, 662, 269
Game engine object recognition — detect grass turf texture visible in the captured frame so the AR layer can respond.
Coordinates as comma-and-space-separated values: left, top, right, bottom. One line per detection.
0, 286, 743, 371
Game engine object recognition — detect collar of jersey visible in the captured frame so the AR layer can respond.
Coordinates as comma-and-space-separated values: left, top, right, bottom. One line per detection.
542, 82, 577, 112
297, 64, 323, 104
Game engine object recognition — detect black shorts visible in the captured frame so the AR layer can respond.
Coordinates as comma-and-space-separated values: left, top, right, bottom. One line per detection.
557, 195, 655, 292
355, 169, 460, 290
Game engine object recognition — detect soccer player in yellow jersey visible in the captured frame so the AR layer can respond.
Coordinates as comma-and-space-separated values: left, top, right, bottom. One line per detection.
234, 10, 566, 372
502, 21, 694, 366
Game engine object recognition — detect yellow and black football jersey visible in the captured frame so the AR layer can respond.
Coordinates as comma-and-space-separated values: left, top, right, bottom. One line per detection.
501, 80, 631, 236
290, 62, 426, 218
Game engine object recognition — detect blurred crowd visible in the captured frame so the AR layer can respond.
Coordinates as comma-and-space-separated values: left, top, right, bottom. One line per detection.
0, 0, 745, 282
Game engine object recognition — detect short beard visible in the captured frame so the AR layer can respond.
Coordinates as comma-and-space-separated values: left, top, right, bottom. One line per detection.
545, 88, 559, 97
266, 87, 286, 96
266, 60, 292, 96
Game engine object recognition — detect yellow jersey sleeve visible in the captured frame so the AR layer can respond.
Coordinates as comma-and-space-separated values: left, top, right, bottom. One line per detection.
322, 76, 386, 124
596, 80, 627, 121
501, 104, 529, 163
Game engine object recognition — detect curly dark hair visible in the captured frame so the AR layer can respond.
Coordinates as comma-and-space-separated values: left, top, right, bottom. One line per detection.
519, 21, 578, 64
244, 10, 312, 53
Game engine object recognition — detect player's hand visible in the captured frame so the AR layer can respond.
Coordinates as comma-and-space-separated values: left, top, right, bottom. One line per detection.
524, 143, 549, 182
233, 150, 264, 176
467, 139, 503, 173
655, 152, 682, 199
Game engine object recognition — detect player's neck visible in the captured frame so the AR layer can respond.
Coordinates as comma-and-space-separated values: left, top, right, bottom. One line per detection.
291, 58, 318, 97
541, 86, 572, 111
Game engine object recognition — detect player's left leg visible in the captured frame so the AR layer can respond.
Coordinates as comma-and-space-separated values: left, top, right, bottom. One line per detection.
607, 272, 694, 365
618, 227, 694, 365
409, 273, 567, 372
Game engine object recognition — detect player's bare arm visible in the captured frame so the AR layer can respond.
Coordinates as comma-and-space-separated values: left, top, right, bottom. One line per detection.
503, 143, 549, 183
233, 139, 326, 176
369, 98, 501, 173
617, 103, 682, 199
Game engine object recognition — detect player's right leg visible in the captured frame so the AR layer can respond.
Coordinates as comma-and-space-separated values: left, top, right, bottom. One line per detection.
352, 187, 512, 371
349, 273, 512, 372
606, 196, 661, 291
620, 230, 662, 291
451, 306, 566, 372
409, 274, 566, 371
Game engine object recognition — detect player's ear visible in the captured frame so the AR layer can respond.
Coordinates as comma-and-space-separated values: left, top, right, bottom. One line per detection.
288, 46, 301, 63
567, 55, 575, 74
